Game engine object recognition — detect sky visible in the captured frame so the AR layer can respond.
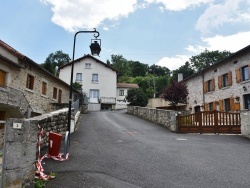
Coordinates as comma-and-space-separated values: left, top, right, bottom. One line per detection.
1, 0, 250, 71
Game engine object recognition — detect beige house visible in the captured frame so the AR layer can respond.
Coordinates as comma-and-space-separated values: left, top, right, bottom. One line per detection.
0, 40, 77, 121
116, 83, 139, 109
59, 55, 118, 111
182, 45, 250, 113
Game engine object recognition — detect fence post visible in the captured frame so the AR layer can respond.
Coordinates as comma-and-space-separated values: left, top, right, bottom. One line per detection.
198, 112, 202, 134
214, 110, 218, 133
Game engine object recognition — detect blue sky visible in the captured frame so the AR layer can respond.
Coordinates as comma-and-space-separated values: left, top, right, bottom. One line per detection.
1, 0, 250, 70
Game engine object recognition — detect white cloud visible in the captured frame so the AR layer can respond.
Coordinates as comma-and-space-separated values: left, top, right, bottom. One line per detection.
41, 0, 137, 32
196, 0, 250, 34
144, 0, 212, 11
203, 31, 250, 52
156, 55, 189, 71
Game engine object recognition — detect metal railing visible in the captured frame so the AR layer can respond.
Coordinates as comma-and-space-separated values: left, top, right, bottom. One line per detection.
99, 97, 116, 104
71, 99, 79, 114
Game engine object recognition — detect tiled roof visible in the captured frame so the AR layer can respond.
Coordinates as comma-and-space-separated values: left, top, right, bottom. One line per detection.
0, 40, 25, 59
117, 83, 139, 88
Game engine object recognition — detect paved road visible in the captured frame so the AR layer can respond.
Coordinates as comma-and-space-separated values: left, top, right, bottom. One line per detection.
44, 110, 250, 188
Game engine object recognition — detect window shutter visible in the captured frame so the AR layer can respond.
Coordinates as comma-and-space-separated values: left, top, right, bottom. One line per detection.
212, 78, 215, 91
236, 68, 241, 83
219, 100, 224, 111
235, 103, 240, 111
213, 101, 217, 110
204, 103, 208, 111
204, 81, 207, 93
31, 76, 34, 90
0, 70, 6, 87
230, 97, 235, 111
228, 71, 232, 86
218, 75, 222, 89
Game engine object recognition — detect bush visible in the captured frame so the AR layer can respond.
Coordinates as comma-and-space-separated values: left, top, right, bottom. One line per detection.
126, 88, 148, 107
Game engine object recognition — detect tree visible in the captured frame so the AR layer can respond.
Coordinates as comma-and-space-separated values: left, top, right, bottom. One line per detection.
41, 50, 71, 75
162, 81, 188, 107
190, 50, 231, 71
171, 61, 195, 81
72, 82, 82, 92
148, 64, 170, 77
126, 88, 148, 107
128, 60, 148, 77
110, 54, 131, 77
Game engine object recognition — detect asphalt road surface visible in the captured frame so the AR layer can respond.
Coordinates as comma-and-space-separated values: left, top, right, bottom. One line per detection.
44, 110, 250, 188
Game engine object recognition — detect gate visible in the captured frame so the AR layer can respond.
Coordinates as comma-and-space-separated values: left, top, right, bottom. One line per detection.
177, 110, 241, 134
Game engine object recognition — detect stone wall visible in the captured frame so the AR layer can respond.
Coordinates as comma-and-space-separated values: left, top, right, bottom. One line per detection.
240, 111, 250, 139
1, 108, 80, 188
127, 106, 177, 132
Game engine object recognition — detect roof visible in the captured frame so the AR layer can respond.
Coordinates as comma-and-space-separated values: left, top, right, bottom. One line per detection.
0, 40, 25, 59
117, 83, 139, 88
59, 54, 118, 72
0, 39, 79, 93
182, 44, 250, 82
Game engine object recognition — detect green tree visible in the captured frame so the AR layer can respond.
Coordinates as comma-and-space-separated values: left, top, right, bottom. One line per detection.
171, 61, 195, 81
190, 49, 231, 71
128, 60, 148, 77
72, 82, 82, 92
148, 64, 170, 77
110, 54, 131, 77
162, 81, 188, 107
126, 88, 148, 107
41, 50, 71, 76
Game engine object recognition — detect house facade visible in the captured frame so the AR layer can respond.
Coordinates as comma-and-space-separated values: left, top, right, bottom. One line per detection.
183, 45, 250, 113
59, 55, 118, 111
116, 83, 139, 109
0, 40, 76, 120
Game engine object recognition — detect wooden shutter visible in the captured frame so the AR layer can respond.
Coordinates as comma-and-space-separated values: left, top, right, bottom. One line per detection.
203, 81, 207, 93
219, 100, 224, 111
236, 68, 241, 83
230, 97, 235, 111
218, 75, 222, 89
42, 82, 47, 95
213, 101, 217, 110
228, 71, 232, 86
212, 78, 215, 91
235, 103, 240, 111
204, 103, 208, 111
0, 70, 6, 87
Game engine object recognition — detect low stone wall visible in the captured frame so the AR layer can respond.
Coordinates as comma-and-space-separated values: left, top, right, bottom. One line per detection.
2, 108, 81, 188
127, 106, 177, 132
240, 111, 250, 139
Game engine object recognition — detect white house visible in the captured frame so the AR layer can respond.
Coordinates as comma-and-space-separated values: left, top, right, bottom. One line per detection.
59, 54, 118, 111
116, 83, 139, 109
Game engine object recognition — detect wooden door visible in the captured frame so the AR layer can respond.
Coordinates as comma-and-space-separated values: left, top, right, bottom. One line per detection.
0, 111, 6, 129
0, 70, 6, 87
58, 89, 62, 104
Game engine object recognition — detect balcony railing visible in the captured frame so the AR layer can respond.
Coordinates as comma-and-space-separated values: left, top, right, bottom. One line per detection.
99, 97, 116, 104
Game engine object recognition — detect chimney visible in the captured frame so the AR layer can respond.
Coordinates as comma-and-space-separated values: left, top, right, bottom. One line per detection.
178, 73, 183, 82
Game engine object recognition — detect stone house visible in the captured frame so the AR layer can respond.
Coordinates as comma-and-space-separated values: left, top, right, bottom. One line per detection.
116, 83, 139, 109
182, 44, 250, 113
0, 39, 78, 121
59, 54, 118, 111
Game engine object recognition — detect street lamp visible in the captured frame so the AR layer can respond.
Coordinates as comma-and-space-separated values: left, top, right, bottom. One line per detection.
67, 28, 101, 147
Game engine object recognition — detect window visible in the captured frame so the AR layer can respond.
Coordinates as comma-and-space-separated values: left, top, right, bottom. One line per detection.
92, 74, 98, 83
26, 74, 34, 90
85, 63, 91, 68
208, 102, 213, 111
207, 80, 212, 92
242, 66, 249, 81
42, 82, 47, 95
90, 89, 99, 98
222, 73, 228, 87
53, 87, 57, 99
244, 94, 250, 109
224, 98, 230, 112
0, 69, 6, 87
76, 73, 82, 81
119, 90, 124, 96
58, 89, 62, 103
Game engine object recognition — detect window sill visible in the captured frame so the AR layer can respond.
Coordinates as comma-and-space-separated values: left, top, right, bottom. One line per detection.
41, 94, 49, 99
221, 86, 230, 90
92, 82, 99, 84
25, 88, 34, 94
75, 80, 82, 82
241, 79, 250, 84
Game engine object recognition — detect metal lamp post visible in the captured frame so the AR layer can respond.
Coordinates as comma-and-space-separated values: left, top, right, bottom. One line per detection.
67, 28, 101, 147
